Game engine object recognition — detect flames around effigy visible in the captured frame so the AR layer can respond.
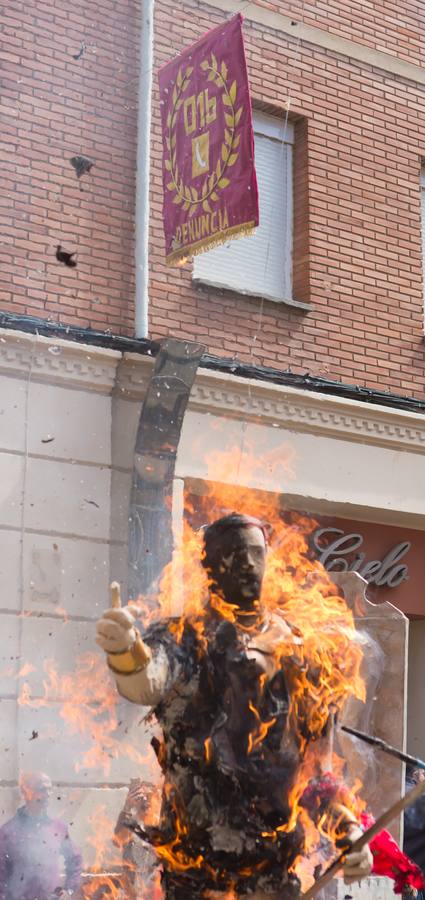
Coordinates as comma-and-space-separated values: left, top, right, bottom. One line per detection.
122, 461, 367, 896
16, 447, 369, 897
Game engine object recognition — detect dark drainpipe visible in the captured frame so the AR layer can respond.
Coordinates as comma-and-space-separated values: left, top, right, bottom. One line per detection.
128, 338, 204, 599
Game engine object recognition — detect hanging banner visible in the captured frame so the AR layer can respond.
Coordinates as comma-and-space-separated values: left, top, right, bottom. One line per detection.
159, 14, 259, 266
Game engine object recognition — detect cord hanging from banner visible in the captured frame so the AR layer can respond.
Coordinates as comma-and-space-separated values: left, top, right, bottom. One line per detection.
236, 0, 308, 484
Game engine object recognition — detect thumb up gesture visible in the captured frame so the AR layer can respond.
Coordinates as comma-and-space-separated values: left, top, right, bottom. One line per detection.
96, 582, 137, 654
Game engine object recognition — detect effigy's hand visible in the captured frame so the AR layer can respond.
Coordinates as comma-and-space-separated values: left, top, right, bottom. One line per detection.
96, 583, 152, 675
342, 824, 373, 885
96, 583, 138, 653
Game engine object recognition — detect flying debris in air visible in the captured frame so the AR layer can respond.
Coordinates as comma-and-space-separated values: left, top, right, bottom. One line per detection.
70, 155, 94, 179
56, 245, 77, 268
72, 42, 85, 60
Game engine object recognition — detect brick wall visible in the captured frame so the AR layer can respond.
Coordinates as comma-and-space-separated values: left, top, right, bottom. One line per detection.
256, 0, 425, 66
149, 0, 425, 396
292, 116, 310, 306
1, 0, 139, 333
2, 0, 425, 397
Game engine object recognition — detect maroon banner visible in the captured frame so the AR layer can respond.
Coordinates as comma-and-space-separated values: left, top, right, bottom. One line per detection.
159, 14, 259, 266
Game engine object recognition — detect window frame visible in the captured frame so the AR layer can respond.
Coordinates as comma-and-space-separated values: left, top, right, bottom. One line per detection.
192, 110, 309, 309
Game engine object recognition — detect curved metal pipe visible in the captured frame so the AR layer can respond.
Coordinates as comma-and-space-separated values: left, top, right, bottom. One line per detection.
128, 338, 204, 598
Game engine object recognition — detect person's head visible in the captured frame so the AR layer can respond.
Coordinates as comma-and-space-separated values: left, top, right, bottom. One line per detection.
202, 513, 269, 610
19, 771, 52, 815
406, 765, 425, 785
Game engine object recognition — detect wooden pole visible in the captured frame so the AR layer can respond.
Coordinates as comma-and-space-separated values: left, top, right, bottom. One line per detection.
341, 724, 425, 771
300, 778, 425, 899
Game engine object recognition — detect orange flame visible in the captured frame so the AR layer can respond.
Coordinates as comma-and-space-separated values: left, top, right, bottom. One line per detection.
204, 736, 213, 763
143, 444, 367, 887
247, 700, 276, 753
81, 800, 162, 899
18, 652, 159, 776
153, 795, 211, 875
18, 443, 366, 892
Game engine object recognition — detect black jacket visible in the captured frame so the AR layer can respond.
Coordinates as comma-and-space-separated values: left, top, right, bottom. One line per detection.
404, 778, 425, 875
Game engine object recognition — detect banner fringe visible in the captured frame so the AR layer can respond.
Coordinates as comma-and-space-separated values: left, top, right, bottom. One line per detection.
166, 222, 256, 267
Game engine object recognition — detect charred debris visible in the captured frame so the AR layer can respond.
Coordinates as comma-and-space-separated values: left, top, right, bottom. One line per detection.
123, 614, 327, 899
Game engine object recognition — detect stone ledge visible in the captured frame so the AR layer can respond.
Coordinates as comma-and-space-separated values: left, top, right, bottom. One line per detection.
190, 369, 425, 454
0, 328, 120, 393
4, 331, 425, 455
116, 354, 425, 454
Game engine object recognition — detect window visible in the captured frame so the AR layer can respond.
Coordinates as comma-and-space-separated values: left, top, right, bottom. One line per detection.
193, 111, 294, 303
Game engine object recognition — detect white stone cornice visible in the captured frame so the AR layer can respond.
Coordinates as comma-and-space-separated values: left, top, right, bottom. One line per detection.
0, 328, 120, 393
114, 352, 153, 398
190, 368, 425, 453
2, 331, 425, 453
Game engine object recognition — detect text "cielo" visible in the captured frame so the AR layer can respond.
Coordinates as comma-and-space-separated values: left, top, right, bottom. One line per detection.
312, 528, 410, 589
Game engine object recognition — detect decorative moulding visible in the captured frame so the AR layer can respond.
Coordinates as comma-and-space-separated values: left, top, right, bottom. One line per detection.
115, 353, 425, 453
1, 332, 425, 454
189, 368, 425, 454
114, 352, 152, 398
0, 328, 120, 394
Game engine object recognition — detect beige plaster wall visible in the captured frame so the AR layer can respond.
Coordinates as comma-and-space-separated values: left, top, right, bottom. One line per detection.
0, 331, 153, 870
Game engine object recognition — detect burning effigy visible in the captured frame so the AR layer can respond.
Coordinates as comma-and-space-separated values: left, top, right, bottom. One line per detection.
96, 495, 375, 899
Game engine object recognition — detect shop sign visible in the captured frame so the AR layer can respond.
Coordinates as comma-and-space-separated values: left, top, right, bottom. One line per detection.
312, 528, 410, 588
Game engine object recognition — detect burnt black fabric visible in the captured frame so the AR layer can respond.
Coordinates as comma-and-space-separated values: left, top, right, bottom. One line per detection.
140, 615, 306, 897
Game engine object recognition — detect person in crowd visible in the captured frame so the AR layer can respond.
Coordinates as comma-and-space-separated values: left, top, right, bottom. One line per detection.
114, 778, 157, 899
403, 766, 425, 900
0, 771, 82, 900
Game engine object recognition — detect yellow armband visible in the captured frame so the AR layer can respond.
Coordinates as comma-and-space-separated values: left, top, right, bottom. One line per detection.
107, 636, 151, 675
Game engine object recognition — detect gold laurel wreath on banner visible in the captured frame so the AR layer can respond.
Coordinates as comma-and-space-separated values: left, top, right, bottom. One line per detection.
165, 54, 243, 216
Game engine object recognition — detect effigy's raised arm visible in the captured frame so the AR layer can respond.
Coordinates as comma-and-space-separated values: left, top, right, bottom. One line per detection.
95, 582, 171, 706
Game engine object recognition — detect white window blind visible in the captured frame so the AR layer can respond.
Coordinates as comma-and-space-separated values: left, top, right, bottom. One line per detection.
193, 111, 294, 302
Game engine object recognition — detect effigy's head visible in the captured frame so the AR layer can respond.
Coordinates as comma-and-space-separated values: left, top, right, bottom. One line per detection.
202, 513, 269, 608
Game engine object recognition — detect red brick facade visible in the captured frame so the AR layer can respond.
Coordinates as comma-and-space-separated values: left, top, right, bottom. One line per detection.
2, 0, 425, 396
1, 0, 139, 333
254, 0, 425, 66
